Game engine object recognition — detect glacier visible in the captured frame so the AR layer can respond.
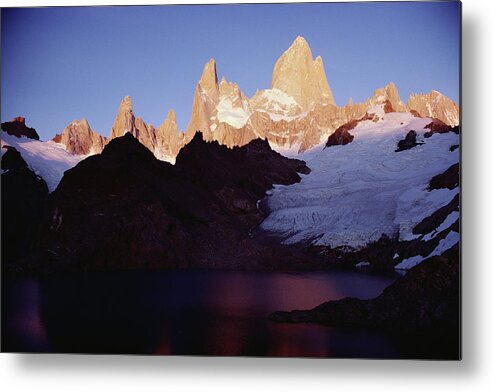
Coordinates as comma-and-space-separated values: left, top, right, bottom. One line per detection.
260, 109, 459, 250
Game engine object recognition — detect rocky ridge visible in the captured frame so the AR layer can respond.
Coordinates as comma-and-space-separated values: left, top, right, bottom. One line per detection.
20, 132, 313, 274
407, 90, 459, 126
53, 118, 106, 155
108, 96, 185, 163
43, 36, 459, 161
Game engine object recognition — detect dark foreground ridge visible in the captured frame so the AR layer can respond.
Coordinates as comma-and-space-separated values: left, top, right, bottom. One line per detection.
8, 132, 314, 274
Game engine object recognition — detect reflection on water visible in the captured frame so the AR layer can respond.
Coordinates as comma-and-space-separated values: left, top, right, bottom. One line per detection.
2, 269, 401, 358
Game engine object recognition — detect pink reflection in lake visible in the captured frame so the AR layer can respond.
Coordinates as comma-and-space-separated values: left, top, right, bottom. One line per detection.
4, 269, 399, 357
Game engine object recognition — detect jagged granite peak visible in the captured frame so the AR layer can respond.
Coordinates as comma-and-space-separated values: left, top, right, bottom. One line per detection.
155, 109, 185, 163
121, 95, 133, 110
110, 95, 136, 139
185, 59, 254, 146
313, 55, 335, 103
165, 108, 177, 123
369, 82, 406, 112
185, 59, 221, 141
218, 78, 251, 121
407, 90, 459, 126
102, 41, 459, 162
134, 116, 157, 152
53, 118, 106, 155
271, 36, 336, 110
107, 96, 181, 163
199, 58, 219, 93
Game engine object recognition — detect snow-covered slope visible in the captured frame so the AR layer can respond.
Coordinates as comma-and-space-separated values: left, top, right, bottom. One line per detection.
260, 109, 459, 250
1, 131, 85, 192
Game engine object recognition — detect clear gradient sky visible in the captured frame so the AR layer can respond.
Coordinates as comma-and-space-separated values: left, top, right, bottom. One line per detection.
1, 2, 460, 140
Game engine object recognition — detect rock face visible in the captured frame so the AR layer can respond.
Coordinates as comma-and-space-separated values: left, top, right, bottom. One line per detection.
109, 96, 184, 163
407, 90, 459, 126
109, 96, 135, 140
185, 59, 257, 148
428, 163, 459, 190
325, 120, 356, 147
34, 132, 312, 273
52, 118, 106, 155
395, 130, 423, 152
154, 109, 185, 163
423, 119, 460, 138
109, 96, 155, 152
1, 146, 49, 269
185, 59, 219, 142
366, 82, 406, 112
1, 117, 40, 140
271, 36, 336, 110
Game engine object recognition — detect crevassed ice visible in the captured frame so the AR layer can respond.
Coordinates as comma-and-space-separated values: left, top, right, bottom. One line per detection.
260, 111, 459, 250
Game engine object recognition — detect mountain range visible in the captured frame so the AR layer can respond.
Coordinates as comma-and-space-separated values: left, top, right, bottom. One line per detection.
1, 35, 460, 350
1, 35, 460, 275
21, 36, 458, 162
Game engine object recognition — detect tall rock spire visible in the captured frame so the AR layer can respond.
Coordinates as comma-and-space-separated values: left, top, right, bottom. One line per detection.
185, 59, 221, 141
198, 58, 219, 94
108, 96, 158, 156
271, 36, 336, 110
110, 96, 135, 139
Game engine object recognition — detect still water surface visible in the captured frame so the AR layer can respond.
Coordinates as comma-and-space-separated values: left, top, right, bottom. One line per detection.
2, 269, 401, 357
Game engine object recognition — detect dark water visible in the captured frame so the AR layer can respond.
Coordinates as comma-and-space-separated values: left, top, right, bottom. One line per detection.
2, 269, 404, 358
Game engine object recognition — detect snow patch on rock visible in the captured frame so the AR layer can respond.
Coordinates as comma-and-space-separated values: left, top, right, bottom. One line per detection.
395, 230, 459, 271
422, 210, 459, 242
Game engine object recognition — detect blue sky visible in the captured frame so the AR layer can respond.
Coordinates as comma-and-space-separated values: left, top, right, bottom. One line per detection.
1, 2, 460, 140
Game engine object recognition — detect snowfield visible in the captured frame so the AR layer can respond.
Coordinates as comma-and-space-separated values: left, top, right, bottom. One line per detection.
1, 131, 85, 192
260, 108, 459, 252
216, 96, 251, 128
260, 88, 299, 108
